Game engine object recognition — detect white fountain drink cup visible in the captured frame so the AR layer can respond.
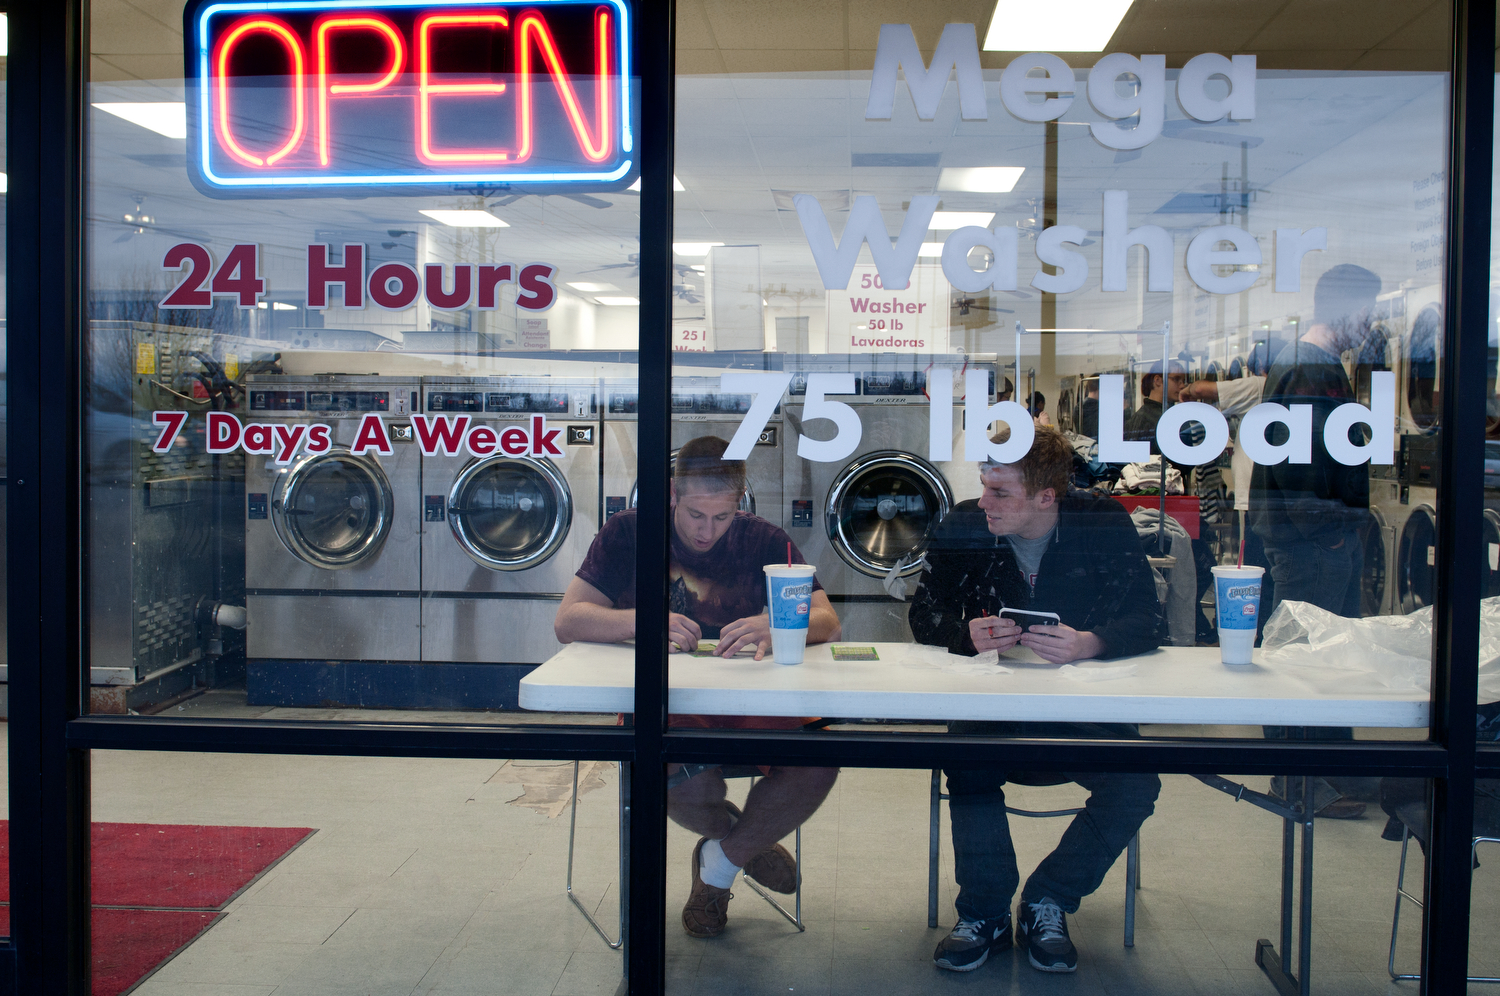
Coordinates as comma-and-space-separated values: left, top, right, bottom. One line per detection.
1211, 565, 1265, 665
764, 564, 817, 665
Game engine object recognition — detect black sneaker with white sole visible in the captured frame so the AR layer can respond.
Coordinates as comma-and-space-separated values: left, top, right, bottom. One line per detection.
1016, 898, 1077, 973
932, 913, 1012, 972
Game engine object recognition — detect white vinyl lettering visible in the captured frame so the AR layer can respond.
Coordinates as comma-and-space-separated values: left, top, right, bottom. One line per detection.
865, 23, 987, 121
928, 367, 953, 461
1239, 403, 1313, 466
1087, 53, 1165, 150
1186, 225, 1261, 295
1325, 370, 1396, 466
1274, 227, 1328, 292
941, 226, 1018, 292
1102, 190, 1173, 292
1156, 402, 1230, 466
1177, 53, 1256, 122
1031, 225, 1090, 294
795, 193, 937, 291
720, 371, 793, 459
999, 52, 1076, 122
965, 370, 1034, 462
1097, 375, 1150, 463
796, 373, 863, 463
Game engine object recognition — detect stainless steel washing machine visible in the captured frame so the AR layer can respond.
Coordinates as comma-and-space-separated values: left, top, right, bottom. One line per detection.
782, 358, 968, 643
244, 374, 422, 661
601, 378, 781, 525
420, 377, 600, 665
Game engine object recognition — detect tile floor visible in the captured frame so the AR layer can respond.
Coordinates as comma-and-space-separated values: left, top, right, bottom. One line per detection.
3, 715, 1497, 995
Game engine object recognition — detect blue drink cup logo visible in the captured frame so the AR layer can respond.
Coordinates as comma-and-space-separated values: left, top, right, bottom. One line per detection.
1210, 565, 1264, 665
764, 564, 816, 664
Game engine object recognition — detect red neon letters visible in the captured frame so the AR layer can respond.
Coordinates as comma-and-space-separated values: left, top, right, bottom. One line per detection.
316, 15, 405, 166
215, 18, 307, 166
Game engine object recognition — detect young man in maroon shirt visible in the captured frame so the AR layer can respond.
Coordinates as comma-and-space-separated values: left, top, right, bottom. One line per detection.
555, 435, 841, 938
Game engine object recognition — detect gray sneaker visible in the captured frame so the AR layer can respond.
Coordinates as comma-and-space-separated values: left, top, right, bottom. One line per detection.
1016, 898, 1077, 973
933, 913, 1012, 972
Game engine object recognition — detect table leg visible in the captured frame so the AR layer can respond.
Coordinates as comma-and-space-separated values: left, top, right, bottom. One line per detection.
1298, 775, 1314, 996
1254, 774, 1304, 996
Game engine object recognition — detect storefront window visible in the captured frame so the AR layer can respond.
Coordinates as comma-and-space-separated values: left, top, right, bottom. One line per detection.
86, 0, 640, 723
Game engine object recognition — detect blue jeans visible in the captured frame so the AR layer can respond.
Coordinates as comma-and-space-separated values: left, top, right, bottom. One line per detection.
945, 722, 1161, 918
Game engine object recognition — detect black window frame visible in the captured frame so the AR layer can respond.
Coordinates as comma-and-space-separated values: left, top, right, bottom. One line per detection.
2, 0, 1495, 992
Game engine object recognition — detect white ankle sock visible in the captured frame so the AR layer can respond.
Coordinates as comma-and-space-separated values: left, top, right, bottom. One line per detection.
699, 838, 741, 889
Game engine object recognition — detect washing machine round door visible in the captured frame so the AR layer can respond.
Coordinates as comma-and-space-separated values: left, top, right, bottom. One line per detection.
629, 449, 755, 515
448, 457, 572, 571
1397, 503, 1437, 613
826, 451, 953, 578
273, 446, 394, 569
1483, 509, 1500, 598
1359, 509, 1388, 618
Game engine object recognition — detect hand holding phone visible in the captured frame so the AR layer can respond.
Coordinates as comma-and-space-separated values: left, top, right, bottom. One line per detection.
997, 607, 1061, 628
969, 612, 1023, 653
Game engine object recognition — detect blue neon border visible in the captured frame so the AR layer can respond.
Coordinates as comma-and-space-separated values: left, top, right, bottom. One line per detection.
192, 0, 634, 188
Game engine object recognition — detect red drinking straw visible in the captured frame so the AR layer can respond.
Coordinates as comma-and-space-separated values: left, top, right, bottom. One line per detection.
787, 541, 792, 568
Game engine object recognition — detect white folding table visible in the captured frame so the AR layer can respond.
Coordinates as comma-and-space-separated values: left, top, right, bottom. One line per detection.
520, 641, 1428, 996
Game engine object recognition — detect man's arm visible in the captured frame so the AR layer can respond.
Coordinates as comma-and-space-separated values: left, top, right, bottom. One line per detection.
713, 590, 840, 660
808, 590, 840, 644
554, 576, 635, 644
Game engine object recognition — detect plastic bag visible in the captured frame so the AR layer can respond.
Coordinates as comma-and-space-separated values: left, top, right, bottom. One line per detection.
1259, 596, 1500, 699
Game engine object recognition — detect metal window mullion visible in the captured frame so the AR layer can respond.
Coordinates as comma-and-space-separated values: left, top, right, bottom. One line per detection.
1423, 0, 1494, 991
630, 0, 675, 992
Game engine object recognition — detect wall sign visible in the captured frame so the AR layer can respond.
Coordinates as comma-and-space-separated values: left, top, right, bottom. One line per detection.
184, 0, 636, 194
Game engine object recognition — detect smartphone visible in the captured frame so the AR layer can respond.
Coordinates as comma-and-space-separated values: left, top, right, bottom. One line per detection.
997, 607, 1061, 627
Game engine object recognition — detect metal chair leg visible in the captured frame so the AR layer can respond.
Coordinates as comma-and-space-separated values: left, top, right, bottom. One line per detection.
929, 768, 941, 929
566, 760, 623, 949
738, 775, 806, 932
1387, 829, 1500, 984
1124, 831, 1139, 948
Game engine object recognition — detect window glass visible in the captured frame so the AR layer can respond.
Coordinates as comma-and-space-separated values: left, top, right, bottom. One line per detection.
90, 751, 625, 992
623, 0, 1456, 751
666, 765, 1421, 992
86, 0, 639, 723
1483, 61, 1500, 749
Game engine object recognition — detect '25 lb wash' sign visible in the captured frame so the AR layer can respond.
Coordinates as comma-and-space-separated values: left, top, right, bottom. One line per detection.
184, 0, 636, 193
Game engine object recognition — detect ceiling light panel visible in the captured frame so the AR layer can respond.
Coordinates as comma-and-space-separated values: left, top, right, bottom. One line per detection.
595, 296, 640, 306
983, 0, 1135, 52
92, 102, 188, 139
673, 243, 724, 256
418, 210, 509, 227
939, 167, 1026, 193
930, 211, 996, 230
568, 282, 620, 292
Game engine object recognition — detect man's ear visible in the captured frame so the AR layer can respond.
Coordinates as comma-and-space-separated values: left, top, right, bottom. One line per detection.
1037, 487, 1058, 509
669, 480, 678, 507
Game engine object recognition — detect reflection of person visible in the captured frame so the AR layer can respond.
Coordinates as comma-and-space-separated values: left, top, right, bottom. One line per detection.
1078, 377, 1100, 439
1250, 263, 1382, 820
1028, 391, 1046, 419
554, 435, 841, 937
908, 426, 1165, 975
998, 377, 1015, 403
1123, 361, 1187, 448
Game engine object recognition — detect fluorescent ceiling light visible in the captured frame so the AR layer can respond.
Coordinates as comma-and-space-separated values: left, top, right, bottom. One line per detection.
273, 302, 296, 310
919, 242, 945, 257
92, 102, 187, 139
930, 211, 996, 230
690, 265, 706, 272
595, 296, 640, 306
627, 176, 686, 191
568, 281, 620, 292
0, 15, 8, 57
419, 209, 509, 227
0, 173, 7, 194
983, 0, 1134, 51
939, 167, 1025, 193
673, 242, 723, 256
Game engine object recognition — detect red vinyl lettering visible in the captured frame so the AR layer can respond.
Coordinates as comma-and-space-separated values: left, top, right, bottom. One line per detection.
211, 244, 265, 307
477, 264, 514, 309
161, 243, 215, 309
315, 15, 405, 167
369, 262, 421, 309
206, 412, 243, 453
272, 423, 308, 464
530, 414, 563, 456
350, 412, 393, 455
465, 424, 498, 457
305, 424, 333, 453
425, 264, 474, 309
516, 263, 556, 312
499, 426, 529, 455
410, 414, 470, 456
241, 423, 277, 454
307, 244, 365, 308
151, 411, 189, 453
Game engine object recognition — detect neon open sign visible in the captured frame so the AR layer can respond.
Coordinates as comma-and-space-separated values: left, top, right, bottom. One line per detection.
184, 0, 635, 193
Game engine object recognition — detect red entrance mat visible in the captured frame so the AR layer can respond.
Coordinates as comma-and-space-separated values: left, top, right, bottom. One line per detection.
0, 821, 315, 996
0, 821, 316, 908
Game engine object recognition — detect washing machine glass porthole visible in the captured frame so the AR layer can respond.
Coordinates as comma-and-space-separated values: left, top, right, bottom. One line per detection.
274, 447, 394, 569
1483, 508, 1500, 598
448, 457, 572, 571
629, 449, 755, 516
1397, 503, 1437, 613
826, 451, 953, 578
1359, 510, 1387, 618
